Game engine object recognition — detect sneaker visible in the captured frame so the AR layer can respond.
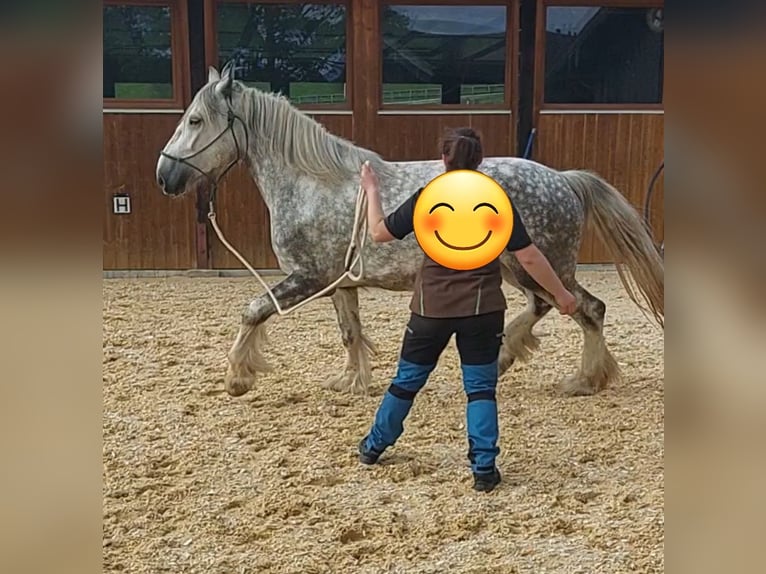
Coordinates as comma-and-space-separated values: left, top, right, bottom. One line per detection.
473, 467, 501, 492
358, 438, 382, 465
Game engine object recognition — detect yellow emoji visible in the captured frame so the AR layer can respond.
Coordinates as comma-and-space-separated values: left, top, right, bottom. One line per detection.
413, 170, 514, 270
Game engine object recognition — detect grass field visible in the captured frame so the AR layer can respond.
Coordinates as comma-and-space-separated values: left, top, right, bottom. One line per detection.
111, 81, 505, 105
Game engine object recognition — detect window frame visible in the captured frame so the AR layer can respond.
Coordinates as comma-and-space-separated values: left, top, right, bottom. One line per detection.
378, 0, 517, 112
205, 0, 354, 112
103, 0, 190, 110
534, 0, 664, 113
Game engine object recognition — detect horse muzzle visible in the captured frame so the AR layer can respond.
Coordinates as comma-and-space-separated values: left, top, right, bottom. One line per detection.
156, 154, 194, 196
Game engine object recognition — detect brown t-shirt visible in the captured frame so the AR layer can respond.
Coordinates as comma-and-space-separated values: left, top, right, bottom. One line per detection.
384, 186, 533, 319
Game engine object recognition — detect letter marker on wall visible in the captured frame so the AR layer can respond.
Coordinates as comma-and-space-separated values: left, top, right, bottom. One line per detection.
113, 194, 131, 215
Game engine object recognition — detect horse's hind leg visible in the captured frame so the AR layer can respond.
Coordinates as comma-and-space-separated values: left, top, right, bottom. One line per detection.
322, 287, 377, 395
498, 290, 552, 375
557, 283, 621, 396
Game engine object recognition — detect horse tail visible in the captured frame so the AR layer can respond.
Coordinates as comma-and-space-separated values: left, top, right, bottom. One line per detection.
562, 169, 664, 329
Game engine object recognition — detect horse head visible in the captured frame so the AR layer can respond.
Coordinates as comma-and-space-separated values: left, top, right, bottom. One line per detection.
156, 62, 248, 197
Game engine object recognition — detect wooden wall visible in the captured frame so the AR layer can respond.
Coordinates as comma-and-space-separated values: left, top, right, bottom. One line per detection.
534, 112, 664, 262
370, 113, 515, 161
103, 113, 198, 269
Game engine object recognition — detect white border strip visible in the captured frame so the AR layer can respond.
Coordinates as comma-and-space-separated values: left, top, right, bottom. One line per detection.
378, 109, 512, 116
540, 109, 664, 115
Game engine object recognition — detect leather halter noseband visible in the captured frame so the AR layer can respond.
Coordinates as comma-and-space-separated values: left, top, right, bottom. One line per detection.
159, 97, 249, 212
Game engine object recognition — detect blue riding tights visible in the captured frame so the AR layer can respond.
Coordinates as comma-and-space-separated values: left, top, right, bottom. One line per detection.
362, 311, 505, 475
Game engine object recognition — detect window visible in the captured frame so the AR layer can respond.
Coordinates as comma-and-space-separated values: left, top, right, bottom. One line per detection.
543, 6, 664, 105
103, 2, 182, 105
216, 2, 348, 106
381, 4, 508, 106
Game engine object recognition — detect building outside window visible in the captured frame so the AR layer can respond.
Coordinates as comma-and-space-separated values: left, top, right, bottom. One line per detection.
381, 4, 508, 106
543, 5, 664, 105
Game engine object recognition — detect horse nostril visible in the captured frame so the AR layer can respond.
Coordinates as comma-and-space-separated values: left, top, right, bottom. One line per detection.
157, 174, 166, 189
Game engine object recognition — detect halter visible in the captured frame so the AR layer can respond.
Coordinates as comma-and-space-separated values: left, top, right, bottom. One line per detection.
159, 96, 249, 215
159, 91, 369, 316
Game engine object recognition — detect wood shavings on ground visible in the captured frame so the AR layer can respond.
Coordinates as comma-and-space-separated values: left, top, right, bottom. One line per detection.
103, 269, 664, 573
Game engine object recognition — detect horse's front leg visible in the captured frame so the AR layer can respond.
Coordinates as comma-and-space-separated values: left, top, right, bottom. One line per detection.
322, 287, 378, 395
224, 272, 325, 397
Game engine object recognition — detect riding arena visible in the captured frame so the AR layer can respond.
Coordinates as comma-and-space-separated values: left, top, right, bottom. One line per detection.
103, 2, 664, 572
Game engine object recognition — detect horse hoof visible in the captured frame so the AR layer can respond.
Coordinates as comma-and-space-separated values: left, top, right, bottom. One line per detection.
556, 375, 597, 397
322, 371, 369, 395
498, 352, 516, 375
321, 373, 349, 392
347, 377, 369, 397
225, 374, 254, 397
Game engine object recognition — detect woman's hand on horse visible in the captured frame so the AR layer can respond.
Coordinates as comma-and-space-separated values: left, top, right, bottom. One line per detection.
555, 289, 577, 315
360, 163, 379, 193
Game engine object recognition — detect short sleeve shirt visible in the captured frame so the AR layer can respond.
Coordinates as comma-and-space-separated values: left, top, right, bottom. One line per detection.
383, 188, 533, 252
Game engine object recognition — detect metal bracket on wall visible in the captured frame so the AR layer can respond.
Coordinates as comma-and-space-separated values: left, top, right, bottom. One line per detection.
522, 128, 537, 159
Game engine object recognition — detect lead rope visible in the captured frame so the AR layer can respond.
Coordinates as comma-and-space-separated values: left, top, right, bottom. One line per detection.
207, 162, 370, 316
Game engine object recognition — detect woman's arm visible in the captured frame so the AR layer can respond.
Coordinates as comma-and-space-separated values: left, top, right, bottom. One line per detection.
513, 244, 577, 314
360, 162, 396, 243
365, 187, 396, 243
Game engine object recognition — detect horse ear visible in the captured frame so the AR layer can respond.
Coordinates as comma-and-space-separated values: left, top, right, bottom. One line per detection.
208, 66, 220, 83
216, 61, 235, 99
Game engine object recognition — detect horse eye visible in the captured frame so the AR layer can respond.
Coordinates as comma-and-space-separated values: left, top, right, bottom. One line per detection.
188, 116, 202, 127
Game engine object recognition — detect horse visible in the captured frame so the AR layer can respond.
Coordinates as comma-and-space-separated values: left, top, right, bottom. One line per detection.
156, 63, 664, 399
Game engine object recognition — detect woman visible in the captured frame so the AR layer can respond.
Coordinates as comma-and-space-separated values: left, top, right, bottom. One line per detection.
357, 127, 577, 492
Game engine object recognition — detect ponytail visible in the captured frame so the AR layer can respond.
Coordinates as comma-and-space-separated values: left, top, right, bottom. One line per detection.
440, 127, 483, 171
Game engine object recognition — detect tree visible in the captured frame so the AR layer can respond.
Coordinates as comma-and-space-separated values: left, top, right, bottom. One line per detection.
103, 5, 173, 98
219, 4, 348, 98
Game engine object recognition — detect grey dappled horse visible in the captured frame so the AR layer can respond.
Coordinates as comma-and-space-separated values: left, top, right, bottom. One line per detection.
156, 64, 664, 398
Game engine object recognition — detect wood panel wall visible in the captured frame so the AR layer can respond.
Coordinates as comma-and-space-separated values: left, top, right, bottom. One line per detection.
209, 114, 354, 268
103, 113, 198, 269
370, 113, 514, 161
534, 112, 664, 263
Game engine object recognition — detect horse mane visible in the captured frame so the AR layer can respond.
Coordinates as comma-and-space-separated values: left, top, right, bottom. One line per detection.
225, 83, 394, 186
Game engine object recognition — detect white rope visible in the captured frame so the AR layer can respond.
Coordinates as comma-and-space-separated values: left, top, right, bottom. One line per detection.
208, 162, 370, 316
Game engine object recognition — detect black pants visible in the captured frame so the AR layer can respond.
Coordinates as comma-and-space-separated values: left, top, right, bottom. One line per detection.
401, 311, 505, 366
363, 310, 506, 474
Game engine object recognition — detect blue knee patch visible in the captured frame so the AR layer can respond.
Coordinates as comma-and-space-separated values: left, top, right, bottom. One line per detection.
392, 358, 436, 394
461, 361, 498, 394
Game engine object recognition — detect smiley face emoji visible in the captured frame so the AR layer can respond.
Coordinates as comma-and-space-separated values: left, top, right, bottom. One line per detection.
413, 170, 514, 270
